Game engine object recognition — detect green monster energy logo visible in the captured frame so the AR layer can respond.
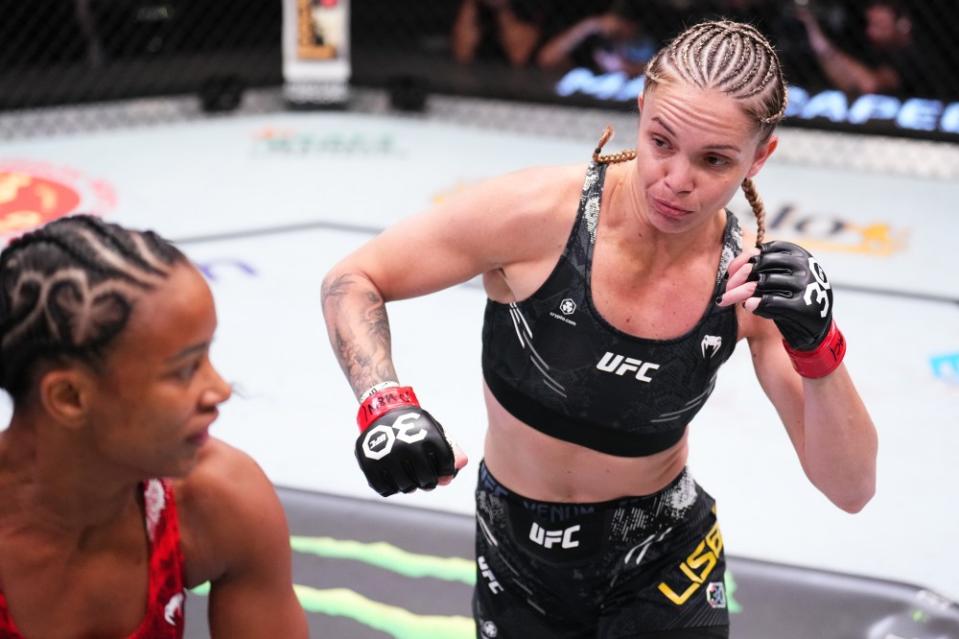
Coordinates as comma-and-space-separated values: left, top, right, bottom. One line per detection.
192, 537, 742, 637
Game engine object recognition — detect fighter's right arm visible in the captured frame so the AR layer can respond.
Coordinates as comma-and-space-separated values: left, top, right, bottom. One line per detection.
320, 165, 577, 398
321, 164, 580, 494
320, 270, 398, 400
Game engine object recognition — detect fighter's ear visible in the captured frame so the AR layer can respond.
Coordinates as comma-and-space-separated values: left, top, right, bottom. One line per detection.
38, 366, 96, 429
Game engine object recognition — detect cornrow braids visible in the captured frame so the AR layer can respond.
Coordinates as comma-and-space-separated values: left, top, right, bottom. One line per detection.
645, 20, 787, 128
0, 214, 186, 403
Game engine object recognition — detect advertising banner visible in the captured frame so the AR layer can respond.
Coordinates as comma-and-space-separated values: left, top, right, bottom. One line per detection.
282, 0, 350, 107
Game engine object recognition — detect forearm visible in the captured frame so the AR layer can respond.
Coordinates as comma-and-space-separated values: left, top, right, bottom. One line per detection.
799, 364, 877, 512
537, 19, 596, 68
810, 37, 884, 94
452, 0, 481, 63
321, 270, 399, 400
495, 7, 540, 66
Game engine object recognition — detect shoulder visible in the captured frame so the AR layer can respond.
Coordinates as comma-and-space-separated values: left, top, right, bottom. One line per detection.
417, 162, 588, 264
462, 163, 587, 219
175, 438, 272, 511
488, 163, 588, 225
174, 439, 288, 585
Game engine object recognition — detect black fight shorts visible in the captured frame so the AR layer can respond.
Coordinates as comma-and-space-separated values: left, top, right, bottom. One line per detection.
473, 461, 729, 639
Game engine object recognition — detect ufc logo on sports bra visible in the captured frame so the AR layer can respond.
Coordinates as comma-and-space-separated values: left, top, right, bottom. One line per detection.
596, 352, 661, 382
529, 522, 581, 549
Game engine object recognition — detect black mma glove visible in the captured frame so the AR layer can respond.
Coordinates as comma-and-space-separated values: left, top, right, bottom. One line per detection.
354, 386, 457, 497
748, 240, 846, 378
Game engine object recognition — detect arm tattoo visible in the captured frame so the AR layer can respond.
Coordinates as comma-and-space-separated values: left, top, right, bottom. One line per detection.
322, 273, 399, 399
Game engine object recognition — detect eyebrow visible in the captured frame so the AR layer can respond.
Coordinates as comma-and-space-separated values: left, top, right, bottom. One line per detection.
651, 116, 742, 153
165, 341, 210, 363
652, 116, 677, 137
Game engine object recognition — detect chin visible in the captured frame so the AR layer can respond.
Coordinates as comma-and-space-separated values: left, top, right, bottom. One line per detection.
648, 210, 700, 235
159, 450, 204, 479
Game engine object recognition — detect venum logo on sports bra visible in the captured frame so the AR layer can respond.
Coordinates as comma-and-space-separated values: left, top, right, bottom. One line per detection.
701, 335, 723, 359
596, 352, 661, 382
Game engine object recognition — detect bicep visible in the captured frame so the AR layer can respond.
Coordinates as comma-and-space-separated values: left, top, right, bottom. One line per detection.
331, 167, 575, 302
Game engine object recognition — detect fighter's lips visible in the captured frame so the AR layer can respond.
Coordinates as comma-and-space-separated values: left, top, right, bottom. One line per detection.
651, 196, 694, 217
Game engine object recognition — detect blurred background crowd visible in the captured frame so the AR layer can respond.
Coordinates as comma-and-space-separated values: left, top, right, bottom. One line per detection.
1, 0, 957, 139
356, 0, 955, 100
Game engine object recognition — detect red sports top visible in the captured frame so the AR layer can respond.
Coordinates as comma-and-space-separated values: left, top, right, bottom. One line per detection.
0, 478, 186, 638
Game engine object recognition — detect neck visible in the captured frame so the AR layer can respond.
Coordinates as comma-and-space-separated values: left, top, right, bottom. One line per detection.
1, 412, 141, 537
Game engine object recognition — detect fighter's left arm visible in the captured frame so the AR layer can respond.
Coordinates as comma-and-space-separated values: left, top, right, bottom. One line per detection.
722, 244, 877, 513
180, 440, 308, 638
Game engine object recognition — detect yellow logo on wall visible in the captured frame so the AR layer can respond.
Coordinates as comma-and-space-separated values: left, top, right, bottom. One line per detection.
762, 205, 909, 257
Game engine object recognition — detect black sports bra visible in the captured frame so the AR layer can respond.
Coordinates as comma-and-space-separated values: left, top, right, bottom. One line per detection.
481, 160, 742, 456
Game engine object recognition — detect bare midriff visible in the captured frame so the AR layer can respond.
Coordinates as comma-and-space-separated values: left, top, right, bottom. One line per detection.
481, 382, 689, 503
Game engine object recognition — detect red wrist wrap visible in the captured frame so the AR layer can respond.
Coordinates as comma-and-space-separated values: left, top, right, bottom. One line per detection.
784, 321, 846, 379
356, 386, 420, 432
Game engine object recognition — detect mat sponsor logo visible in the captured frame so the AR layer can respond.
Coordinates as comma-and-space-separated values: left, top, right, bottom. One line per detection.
253, 128, 401, 156
757, 204, 908, 258
658, 520, 724, 606
596, 352, 660, 382
529, 522, 580, 550
0, 161, 116, 244
930, 353, 959, 385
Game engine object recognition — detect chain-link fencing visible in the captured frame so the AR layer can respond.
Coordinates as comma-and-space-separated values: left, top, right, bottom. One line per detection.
1, 1, 957, 165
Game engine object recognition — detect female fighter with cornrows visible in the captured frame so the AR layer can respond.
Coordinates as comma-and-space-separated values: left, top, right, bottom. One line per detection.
322, 20, 877, 638
0, 216, 307, 638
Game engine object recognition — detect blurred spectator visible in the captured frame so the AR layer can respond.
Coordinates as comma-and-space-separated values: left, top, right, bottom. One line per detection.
796, 0, 923, 96
74, 0, 104, 67
536, 0, 656, 75
703, 0, 780, 34
451, 0, 545, 67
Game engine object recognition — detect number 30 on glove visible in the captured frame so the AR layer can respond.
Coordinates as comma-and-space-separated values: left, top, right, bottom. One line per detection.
745, 241, 846, 378
354, 386, 457, 497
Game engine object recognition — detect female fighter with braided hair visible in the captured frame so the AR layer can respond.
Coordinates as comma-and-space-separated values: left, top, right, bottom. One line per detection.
322, 20, 876, 638
0, 216, 307, 638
